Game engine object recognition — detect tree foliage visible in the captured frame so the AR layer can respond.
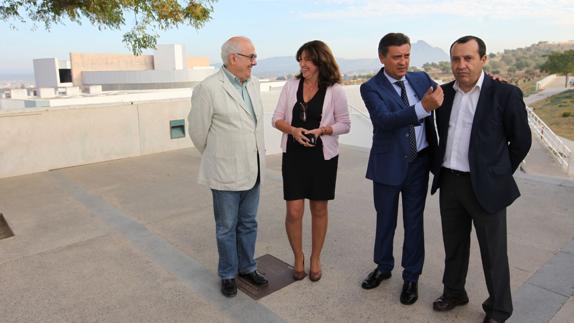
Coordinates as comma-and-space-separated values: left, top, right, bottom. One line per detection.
541, 50, 574, 88
0, 0, 216, 55
422, 61, 450, 74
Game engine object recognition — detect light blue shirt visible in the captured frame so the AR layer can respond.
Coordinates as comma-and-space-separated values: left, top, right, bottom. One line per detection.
222, 66, 256, 124
384, 71, 430, 151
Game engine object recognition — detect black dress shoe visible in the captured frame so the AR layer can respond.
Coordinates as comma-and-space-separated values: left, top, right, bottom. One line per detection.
400, 281, 418, 305
483, 316, 505, 323
361, 268, 391, 289
239, 270, 269, 287
432, 294, 469, 311
221, 279, 237, 297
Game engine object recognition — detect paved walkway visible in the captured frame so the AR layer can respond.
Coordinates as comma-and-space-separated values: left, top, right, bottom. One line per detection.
0, 146, 572, 323
521, 83, 573, 179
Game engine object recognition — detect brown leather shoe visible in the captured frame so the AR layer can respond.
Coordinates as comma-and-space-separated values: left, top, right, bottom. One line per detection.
292, 257, 306, 281
432, 294, 469, 311
309, 270, 322, 282
292, 269, 307, 280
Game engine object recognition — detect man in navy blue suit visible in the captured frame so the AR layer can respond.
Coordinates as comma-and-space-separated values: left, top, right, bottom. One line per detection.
431, 36, 531, 323
360, 33, 443, 305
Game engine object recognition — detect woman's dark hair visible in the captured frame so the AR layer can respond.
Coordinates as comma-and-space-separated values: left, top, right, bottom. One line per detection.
295, 40, 341, 87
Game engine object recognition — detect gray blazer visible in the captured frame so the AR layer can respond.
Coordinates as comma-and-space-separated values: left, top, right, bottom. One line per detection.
188, 68, 266, 191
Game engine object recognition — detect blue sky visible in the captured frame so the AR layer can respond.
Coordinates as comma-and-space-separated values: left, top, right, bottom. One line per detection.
1, 0, 573, 73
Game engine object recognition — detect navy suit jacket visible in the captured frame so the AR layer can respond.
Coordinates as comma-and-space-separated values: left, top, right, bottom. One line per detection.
430, 75, 532, 214
361, 68, 439, 186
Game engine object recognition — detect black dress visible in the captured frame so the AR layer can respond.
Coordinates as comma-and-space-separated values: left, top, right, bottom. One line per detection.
282, 79, 339, 201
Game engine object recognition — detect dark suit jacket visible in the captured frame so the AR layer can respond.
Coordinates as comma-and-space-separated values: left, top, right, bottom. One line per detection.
361, 68, 439, 186
430, 74, 532, 214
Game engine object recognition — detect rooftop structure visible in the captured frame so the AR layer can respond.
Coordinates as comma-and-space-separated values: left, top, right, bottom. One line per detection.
34, 44, 215, 91
0, 47, 295, 113
0, 44, 216, 110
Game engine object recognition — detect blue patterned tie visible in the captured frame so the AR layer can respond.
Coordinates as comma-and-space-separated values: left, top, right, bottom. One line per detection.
395, 80, 418, 162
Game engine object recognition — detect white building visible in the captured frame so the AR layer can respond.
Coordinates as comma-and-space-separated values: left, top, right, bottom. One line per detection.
1, 44, 217, 110
34, 44, 215, 91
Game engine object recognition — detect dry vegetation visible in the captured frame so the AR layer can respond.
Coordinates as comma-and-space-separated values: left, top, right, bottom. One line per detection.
531, 90, 574, 141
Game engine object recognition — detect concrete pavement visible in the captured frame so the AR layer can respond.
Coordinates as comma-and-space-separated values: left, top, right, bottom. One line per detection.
0, 146, 572, 323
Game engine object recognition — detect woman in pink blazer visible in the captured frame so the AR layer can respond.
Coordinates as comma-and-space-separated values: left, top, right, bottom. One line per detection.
272, 40, 351, 281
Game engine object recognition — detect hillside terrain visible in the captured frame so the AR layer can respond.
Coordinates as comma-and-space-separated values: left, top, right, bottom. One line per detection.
423, 41, 574, 95
530, 90, 574, 141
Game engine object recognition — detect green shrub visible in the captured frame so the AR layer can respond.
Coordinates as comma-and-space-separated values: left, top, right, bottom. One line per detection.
562, 111, 572, 117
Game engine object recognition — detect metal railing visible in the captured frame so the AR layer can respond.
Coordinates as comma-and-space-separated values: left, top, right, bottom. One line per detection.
526, 106, 572, 169
348, 103, 574, 171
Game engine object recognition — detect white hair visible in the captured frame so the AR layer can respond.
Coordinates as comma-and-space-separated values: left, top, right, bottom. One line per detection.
220, 37, 250, 65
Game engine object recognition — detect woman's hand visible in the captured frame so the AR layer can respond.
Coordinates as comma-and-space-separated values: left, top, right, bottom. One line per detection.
291, 127, 314, 147
487, 73, 508, 83
305, 128, 323, 139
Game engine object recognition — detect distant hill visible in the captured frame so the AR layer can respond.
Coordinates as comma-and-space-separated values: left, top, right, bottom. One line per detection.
410, 40, 450, 66
247, 40, 449, 78
488, 40, 574, 75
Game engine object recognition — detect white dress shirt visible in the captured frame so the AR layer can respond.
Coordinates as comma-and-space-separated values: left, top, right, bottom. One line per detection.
384, 71, 430, 152
442, 71, 485, 172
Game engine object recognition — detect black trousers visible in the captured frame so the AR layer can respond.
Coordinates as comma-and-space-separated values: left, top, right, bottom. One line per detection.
439, 170, 512, 321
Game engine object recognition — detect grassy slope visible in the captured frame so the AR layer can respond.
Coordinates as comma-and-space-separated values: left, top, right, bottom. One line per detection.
530, 90, 574, 141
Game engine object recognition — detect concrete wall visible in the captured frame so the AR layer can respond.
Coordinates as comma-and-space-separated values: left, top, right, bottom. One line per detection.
0, 98, 280, 179
70, 53, 154, 86
340, 114, 372, 149
0, 84, 372, 179
33, 58, 59, 88
81, 68, 216, 88
1, 89, 193, 109
0, 99, 27, 110
154, 44, 185, 71
536, 74, 557, 91
137, 100, 191, 153
9, 89, 28, 99
0, 100, 191, 179
186, 57, 210, 68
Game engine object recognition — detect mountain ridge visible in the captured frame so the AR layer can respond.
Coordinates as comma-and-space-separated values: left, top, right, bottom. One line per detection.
250, 40, 449, 78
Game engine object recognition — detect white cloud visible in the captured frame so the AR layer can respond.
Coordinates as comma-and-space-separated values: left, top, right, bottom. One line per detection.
304, 0, 574, 25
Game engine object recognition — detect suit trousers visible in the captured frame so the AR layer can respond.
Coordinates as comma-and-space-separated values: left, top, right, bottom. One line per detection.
439, 170, 512, 321
373, 150, 430, 282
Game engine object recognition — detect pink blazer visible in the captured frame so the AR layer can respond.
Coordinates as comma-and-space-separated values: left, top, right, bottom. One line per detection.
272, 78, 351, 160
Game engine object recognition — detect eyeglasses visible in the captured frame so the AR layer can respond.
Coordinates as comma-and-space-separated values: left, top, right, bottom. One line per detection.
235, 53, 257, 62
298, 101, 307, 122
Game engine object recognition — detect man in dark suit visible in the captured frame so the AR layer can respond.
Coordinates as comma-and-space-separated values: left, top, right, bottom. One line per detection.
430, 36, 531, 323
360, 33, 443, 305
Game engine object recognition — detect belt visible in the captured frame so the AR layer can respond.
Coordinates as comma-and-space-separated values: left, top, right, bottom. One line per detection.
442, 167, 470, 176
